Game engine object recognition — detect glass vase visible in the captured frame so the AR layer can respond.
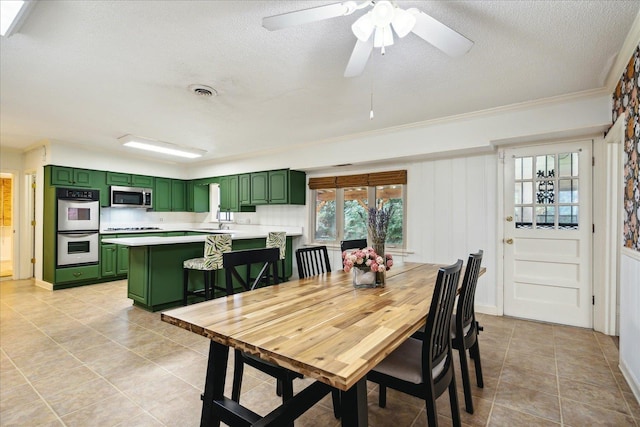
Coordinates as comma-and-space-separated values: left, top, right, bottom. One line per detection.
352, 267, 377, 288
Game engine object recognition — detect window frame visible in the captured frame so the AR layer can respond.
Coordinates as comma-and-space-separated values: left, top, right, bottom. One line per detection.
310, 184, 407, 249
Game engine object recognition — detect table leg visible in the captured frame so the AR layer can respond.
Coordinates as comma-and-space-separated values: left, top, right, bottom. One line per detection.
339, 378, 368, 427
200, 341, 229, 427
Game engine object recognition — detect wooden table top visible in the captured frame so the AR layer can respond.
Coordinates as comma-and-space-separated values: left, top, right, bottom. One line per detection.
162, 262, 475, 391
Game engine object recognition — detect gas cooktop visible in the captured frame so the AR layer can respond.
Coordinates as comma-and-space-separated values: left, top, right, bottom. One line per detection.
105, 227, 162, 231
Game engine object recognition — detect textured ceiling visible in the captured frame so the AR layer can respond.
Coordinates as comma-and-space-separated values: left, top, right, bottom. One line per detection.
1, 1, 639, 164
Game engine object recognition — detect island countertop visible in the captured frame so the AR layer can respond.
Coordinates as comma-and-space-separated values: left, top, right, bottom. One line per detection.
102, 230, 302, 247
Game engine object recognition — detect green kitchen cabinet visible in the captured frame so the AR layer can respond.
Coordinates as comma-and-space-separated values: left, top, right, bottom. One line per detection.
186, 181, 209, 212
171, 180, 186, 211
91, 170, 110, 207
116, 245, 129, 275
154, 178, 186, 211
239, 174, 251, 206
154, 178, 172, 211
250, 169, 306, 205
250, 172, 269, 205
106, 172, 154, 187
126, 237, 294, 311
50, 166, 93, 187
55, 265, 100, 285
219, 175, 239, 212
101, 243, 117, 277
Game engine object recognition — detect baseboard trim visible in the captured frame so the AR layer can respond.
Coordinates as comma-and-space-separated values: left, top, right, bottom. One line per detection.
619, 359, 640, 405
475, 305, 498, 316
35, 279, 53, 290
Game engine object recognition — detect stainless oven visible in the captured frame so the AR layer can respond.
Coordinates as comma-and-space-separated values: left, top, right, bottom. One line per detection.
57, 188, 100, 232
57, 232, 99, 266
56, 187, 100, 266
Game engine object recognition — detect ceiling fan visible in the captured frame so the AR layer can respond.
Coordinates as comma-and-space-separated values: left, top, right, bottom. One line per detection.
262, 1, 474, 77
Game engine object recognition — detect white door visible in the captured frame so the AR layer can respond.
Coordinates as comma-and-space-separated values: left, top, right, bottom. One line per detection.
503, 141, 592, 328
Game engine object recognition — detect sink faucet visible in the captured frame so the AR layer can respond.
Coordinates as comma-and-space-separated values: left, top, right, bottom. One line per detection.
218, 222, 229, 230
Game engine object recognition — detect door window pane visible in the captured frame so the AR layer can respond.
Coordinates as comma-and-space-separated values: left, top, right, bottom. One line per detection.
558, 179, 579, 203
536, 206, 555, 229
314, 189, 336, 241
559, 206, 579, 229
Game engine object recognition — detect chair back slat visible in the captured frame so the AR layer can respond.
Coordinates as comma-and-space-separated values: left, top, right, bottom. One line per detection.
340, 239, 368, 254
457, 250, 483, 334
223, 247, 280, 294
422, 259, 462, 380
295, 246, 331, 278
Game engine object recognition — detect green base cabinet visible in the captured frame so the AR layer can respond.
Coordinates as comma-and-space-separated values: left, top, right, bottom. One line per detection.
126, 237, 293, 311
101, 244, 117, 277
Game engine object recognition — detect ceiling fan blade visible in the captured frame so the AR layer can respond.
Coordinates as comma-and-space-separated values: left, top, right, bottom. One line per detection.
409, 9, 473, 57
263, 2, 358, 31
344, 38, 374, 77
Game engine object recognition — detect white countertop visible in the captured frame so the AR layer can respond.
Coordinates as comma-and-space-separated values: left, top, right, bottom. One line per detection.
102, 231, 301, 247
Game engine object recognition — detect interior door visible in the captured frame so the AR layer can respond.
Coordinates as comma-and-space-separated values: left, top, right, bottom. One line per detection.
503, 140, 592, 328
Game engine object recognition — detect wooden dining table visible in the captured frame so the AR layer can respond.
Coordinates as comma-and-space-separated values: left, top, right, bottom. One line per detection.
161, 261, 478, 426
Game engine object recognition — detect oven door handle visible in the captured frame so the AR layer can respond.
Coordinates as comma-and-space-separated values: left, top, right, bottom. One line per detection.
59, 232, 97, 238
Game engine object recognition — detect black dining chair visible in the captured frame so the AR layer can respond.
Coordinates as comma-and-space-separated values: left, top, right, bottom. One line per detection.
223, 247, 280, 294
223, 247, 301, 418
295, 246, 331, 278
452, 250, 484, 414
339, 238, 368, 254
367, 259, 463, 427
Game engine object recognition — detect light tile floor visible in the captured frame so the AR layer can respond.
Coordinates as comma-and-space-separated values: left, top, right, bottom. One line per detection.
1, 278, 638, 426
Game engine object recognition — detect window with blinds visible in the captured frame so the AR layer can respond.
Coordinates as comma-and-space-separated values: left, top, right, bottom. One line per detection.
309, 170, 406, 248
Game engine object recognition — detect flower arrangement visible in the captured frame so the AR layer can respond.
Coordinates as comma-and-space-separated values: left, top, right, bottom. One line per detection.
365, 205, 394, 244
342, 247, 393, 273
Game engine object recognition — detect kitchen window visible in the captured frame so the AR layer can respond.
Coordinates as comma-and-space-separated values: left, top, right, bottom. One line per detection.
310, 171, 406, 248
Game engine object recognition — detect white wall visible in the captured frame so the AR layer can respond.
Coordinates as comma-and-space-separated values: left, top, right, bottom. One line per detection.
186, 91, 611, 178
619, 248, 640, 401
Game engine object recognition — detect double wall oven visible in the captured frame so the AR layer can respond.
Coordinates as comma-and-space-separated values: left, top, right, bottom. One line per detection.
56, 188, 100, 267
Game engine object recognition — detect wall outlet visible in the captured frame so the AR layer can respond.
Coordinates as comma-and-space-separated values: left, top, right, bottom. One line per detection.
159, 218, 163, 222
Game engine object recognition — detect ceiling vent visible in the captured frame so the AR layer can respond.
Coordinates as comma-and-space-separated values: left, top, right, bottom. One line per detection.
188, 84, 217, 97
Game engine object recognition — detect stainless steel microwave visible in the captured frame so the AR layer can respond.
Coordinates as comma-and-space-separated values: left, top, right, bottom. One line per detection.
110, 186, 152, 208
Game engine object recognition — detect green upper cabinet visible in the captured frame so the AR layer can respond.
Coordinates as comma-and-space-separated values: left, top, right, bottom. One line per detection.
250, 172, 268, 205
154, 178, 186, 211
91, 170, 110, 207
239, 174, 251, 206
187, 181, 209, 212
154, 178, 172, 211
50, 166, 93, 187
106, 172, 154, 187
219, 175, 239, 212
171, 180, 186, 211
250, 169, 306, 205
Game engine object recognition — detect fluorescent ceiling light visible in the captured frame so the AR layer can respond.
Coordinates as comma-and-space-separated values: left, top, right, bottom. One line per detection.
1, 0, 35, 37
118, 135, 206, 159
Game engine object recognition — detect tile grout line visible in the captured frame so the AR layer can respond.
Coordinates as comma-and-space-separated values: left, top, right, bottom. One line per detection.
483, 316, 515, 427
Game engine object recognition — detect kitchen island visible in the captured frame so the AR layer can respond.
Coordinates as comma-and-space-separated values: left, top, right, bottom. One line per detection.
103, 231, 300, 311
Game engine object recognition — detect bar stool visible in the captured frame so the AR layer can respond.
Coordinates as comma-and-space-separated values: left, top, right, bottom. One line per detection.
182, 233, 231, 305
266, 231, 287, 283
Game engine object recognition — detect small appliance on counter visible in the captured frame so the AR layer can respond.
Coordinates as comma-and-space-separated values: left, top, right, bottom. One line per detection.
110, 186, 152, 208
56, 187, 100, 267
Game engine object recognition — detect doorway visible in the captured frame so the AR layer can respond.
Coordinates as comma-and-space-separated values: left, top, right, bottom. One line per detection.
502, 140, 592, 328
1, 174, 13, 278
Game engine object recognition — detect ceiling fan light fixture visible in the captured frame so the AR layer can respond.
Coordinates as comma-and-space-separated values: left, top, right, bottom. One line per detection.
391, 7, 416, 38
370, 0, 395, 27
373, 25, 393, 49
352, 12, 374, 42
